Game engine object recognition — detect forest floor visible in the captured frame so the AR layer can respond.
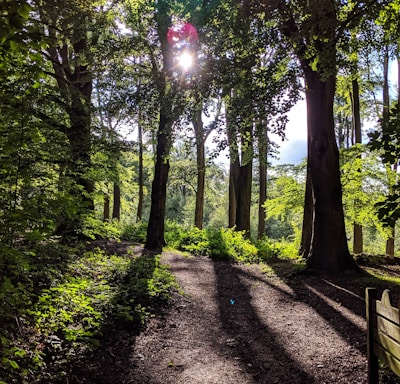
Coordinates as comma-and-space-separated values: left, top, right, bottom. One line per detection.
75, 244, 400, 384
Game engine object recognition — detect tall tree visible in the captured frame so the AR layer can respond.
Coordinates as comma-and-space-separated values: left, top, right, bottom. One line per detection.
144, 1, 181, 250
260, 0, 383, 272
37, 0, 101, 234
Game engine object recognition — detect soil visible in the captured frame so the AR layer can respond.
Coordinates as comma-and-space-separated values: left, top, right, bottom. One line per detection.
75, 245, 400, 384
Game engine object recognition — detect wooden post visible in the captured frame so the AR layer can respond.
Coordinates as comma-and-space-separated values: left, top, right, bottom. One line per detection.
366, 287, 379, 384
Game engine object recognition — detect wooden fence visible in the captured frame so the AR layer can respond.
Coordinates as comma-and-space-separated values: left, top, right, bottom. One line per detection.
366, 287, 400, 383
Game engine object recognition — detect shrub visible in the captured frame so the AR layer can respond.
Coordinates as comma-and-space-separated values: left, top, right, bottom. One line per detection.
121, 222, 148, 243
256, 238, 301, 261
207, 228, 259, 263
178, 227, 209, 256
80, 217, 121, 240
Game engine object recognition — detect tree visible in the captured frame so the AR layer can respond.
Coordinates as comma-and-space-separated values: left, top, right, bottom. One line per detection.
37, 0, 103, 235
144, 0, 185, 250
209, 0, 300, 235
258, 0, 387, 272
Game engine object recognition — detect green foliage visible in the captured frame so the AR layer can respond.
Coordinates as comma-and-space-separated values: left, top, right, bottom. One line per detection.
0, 245, 177, 384
166, 225, 259, 263
162, 223, 303, 264
121, 222, 148, 243
113, 256, 178, 325
206, 228, 258, 263
367, 102, 400, 227
79, 217, 121, 240
256, 238, 301, 261
179, 227, 209, 256
164, 220, 189, 249
264, 164, 305, 241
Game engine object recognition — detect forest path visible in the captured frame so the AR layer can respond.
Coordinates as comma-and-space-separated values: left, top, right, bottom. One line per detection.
123, 252, 368, 384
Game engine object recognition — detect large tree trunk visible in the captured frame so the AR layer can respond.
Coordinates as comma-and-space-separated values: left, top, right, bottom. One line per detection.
257, 118, 267, 240
226, 97, 253, 234
235, 155, 252, 234
235, 124, 253, 235
351, 76, 363, 254
43, 13, 95, 235
300, 93, 313, 258
145, 5, 174, 251
303, 67, 356, 273
193, 107, 205, 229
227, 105, 239, 228
228, 169, 237, 228
145, 112, 170, 251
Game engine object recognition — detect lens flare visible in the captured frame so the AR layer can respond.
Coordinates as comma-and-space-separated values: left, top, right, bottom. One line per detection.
178, 51, 193, 70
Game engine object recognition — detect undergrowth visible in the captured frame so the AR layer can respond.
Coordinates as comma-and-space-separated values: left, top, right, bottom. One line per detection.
0, 242, 177, 384
122, 222, 301, 263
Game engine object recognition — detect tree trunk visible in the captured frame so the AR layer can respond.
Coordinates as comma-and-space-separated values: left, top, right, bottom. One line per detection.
112, 182, 120, 221
382, 44, 395, 257
235, 123, 253, 235
228, 169, 237, 228
351, 76, 363, 254
235, 155, 252, 234
145, 5, 174, 251
193, 107, 205, 229
44, 19, 95, 235
300, 93, 313, 259
303, 67, 356, 273
227, 104, 239, 228
258, 160, 267, 239
145, 112, 170, 251
136, 114, 144, 222
103, 194, 110, 222
300, 170, 313, 258
256, 118, 267, 240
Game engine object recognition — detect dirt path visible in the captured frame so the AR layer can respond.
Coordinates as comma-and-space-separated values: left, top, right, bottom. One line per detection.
122, 253, 369, 384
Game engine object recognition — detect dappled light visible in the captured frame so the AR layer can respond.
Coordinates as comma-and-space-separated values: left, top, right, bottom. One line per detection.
2, 0, 400, 383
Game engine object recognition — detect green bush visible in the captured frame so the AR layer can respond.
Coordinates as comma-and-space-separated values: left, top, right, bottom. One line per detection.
178, 227, 209, 256
256, 238, 301, 261
80, 217, 121, 240
121, 222, 148, 243
207, 228, 259, 263
164, 220, 187, 249
113, 256, 178, 325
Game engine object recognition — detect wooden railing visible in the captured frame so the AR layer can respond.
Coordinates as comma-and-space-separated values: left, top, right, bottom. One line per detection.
366, 288, 400, 384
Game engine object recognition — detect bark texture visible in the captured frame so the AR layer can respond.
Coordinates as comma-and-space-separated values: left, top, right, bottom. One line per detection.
303, 67, 355, 273
145, 112, 171, 251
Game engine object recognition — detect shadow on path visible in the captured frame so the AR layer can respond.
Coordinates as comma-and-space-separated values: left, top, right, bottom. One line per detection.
212, 260, 316, 384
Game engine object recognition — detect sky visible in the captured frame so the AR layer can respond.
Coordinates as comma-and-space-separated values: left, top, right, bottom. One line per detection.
209, 97, 308, 167
270, 98, 307, 165
120, 61, 397, 168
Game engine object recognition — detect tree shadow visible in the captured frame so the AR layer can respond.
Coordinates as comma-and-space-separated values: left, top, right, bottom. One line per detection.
264, 258, 400, 357
212, 260, 316, 383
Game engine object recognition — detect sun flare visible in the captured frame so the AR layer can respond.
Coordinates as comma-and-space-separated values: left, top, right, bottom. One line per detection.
177, 51, 193, 70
